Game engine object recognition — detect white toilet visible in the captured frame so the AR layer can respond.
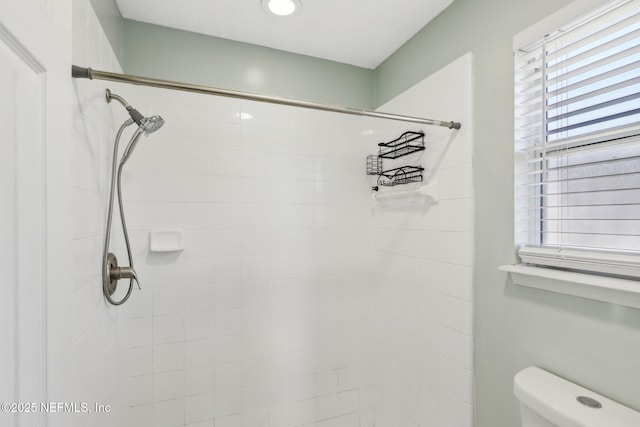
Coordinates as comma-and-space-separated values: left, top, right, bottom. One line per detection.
514, 367, 640, 427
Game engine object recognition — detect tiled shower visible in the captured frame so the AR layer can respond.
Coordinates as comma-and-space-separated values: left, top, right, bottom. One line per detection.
71, 2, 472, 426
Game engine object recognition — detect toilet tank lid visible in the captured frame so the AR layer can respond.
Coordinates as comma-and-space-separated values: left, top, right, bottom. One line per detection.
514, 367, 640, 427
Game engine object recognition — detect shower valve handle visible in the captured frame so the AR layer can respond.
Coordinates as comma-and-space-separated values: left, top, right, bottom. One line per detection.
111, 266, 141, 290
103, 252, 140, 305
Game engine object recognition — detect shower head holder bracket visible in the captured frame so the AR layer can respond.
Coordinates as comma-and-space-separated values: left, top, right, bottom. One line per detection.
105, 88, 130, 109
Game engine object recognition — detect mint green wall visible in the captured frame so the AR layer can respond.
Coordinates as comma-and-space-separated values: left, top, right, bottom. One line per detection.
89, 0, 123, 64
85, 5, 374, 108
374, 1, 640, 426
122, 20, 374, 108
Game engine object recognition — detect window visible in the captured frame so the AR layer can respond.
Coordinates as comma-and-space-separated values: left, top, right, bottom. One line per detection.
514, 0, 640, 278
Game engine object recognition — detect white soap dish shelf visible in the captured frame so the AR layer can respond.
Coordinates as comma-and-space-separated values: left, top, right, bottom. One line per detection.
150, 229, 184, 253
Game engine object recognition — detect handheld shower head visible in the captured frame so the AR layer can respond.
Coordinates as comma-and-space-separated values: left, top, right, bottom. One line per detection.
141, 115, 165, 135
106, 89, 165, 164
120, 116, 165, 165
106, 89, 163, 128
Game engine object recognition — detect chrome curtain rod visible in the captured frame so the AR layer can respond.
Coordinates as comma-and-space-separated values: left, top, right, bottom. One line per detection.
72, 66, 461, 130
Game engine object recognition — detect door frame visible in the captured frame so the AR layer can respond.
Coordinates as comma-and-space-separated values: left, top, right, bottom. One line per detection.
0, 0, 73, 424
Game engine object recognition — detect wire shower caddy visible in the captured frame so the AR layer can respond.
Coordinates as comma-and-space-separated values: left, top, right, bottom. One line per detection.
367, 131, 426, 190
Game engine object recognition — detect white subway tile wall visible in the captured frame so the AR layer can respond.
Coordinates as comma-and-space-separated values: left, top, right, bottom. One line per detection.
71, 0, 128, 426
114, 83, 376, 426
370, 53, 474, 427
72, 1, 473, 425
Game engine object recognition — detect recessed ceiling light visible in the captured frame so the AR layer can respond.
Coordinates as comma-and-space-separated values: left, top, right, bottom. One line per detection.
262, 0, 302, 17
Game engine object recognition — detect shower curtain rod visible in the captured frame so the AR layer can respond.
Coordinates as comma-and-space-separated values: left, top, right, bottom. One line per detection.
71, 66, 461, 130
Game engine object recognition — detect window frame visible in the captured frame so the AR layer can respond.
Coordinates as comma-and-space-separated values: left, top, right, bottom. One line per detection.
499, 0, 640, 309
512, 0, 640, 281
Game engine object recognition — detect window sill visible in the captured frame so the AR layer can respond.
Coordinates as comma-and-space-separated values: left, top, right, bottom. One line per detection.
499, 264, 640, 310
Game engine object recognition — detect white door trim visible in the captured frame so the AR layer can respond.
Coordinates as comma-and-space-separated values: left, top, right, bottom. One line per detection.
0, 2, 73, 425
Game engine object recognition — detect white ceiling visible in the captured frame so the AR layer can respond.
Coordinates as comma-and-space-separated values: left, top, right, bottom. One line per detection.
115, 0, 454, 69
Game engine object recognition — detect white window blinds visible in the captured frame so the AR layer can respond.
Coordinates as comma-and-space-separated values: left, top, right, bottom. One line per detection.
514, 0, 640, 276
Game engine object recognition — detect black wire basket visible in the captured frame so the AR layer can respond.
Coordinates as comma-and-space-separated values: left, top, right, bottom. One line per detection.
378, 131, 425, 159
366, 155, 383, 175
377, 166, 424, 187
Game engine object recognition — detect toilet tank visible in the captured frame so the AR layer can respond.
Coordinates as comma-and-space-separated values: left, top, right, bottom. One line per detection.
514, 367, 640, 427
